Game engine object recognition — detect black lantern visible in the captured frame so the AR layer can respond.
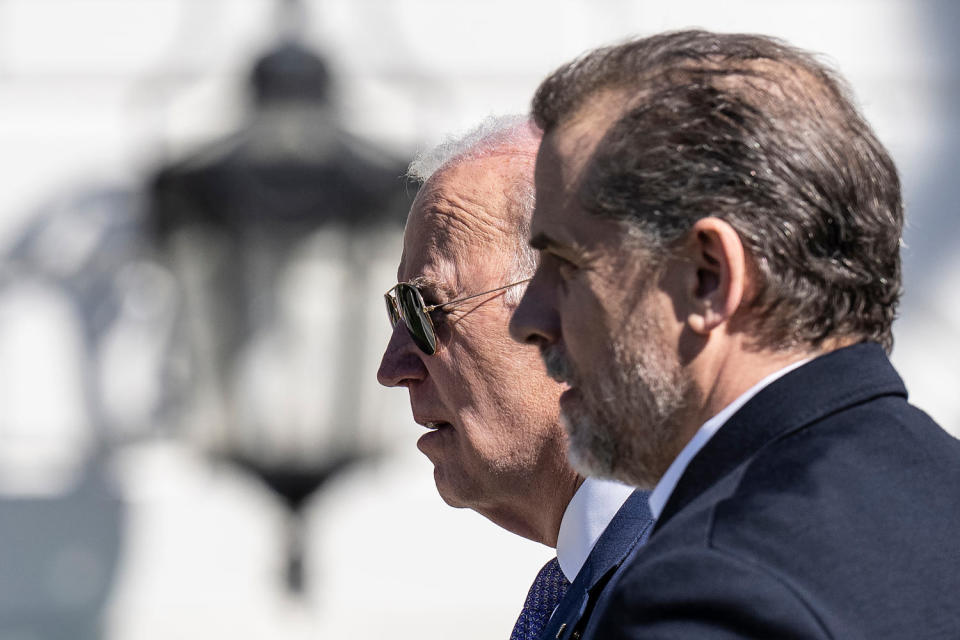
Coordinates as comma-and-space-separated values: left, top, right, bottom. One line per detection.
147, 30, 408, 595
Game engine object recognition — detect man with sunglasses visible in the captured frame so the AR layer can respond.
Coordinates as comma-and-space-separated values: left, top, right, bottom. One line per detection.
377, 115, 652, 640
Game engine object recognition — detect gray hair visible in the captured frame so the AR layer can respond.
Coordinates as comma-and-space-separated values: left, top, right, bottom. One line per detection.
407, 115, 540, 305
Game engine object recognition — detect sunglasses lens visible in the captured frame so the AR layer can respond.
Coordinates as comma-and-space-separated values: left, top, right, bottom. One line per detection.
384, 294, 401, 327
396, 284, 437, 355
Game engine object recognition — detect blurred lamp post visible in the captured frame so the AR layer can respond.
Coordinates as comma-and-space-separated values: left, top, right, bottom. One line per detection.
147, 35, 406, 595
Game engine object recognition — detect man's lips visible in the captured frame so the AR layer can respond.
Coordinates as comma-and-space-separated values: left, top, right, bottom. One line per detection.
414, 416, 453, 431
416, 420, 452, 455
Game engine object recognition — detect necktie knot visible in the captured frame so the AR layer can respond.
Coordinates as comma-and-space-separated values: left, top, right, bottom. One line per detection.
510, 557, 570, 640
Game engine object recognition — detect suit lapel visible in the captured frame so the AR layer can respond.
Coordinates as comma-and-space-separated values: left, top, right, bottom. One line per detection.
655, 342, 906, 531
542, 489, 653, 640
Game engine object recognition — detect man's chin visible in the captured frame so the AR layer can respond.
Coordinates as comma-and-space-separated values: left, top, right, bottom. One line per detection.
437, 492, 470, 509
562, 412, 659, 489
430, 466, 472, 509
562, 411, 615, 476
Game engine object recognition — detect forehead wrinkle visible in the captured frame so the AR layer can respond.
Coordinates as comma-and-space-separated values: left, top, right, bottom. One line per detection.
416, 196, 511, 277
419, 151, 529, 245
402, 154, 527, 297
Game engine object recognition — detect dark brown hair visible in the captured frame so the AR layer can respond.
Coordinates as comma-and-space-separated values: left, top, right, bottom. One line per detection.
533, 30, 903, 352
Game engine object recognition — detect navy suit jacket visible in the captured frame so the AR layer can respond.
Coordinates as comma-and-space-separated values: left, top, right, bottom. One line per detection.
540, 489, 653, 640
584, 343, 960, 639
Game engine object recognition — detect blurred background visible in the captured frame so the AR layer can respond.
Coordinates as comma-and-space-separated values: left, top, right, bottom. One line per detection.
0, 0, 956, 638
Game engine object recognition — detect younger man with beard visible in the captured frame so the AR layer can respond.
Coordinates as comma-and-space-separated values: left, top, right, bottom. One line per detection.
511, 30, 960, 639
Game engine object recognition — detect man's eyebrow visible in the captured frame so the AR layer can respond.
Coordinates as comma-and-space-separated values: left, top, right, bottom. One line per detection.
407, 275, 454, 299
408, 275, 440, 290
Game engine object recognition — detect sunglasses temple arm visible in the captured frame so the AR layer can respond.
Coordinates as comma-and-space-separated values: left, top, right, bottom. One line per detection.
423, 278, 532, 312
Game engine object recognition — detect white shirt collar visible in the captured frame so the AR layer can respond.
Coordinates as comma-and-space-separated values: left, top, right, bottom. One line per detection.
555, 476, 634, 581
647, 357, 813, 521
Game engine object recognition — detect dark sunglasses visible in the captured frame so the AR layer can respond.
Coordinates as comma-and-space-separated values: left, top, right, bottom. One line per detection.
384, 278, 531, 355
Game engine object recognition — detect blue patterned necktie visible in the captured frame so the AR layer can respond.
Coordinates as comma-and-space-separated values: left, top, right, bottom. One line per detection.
510, 557, 571, 640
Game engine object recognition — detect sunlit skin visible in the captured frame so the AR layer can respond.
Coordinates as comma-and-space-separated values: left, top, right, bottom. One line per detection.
377, 153, 581, 546
509, 94, 825, 487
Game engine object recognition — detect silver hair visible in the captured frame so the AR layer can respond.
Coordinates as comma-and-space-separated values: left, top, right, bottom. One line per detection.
408, 114, 536, 182
407, 115, 541, 305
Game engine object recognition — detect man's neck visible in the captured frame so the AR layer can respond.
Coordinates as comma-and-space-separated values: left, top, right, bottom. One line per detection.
648, 349, 823, 520
686, 342, 827, 447
482, 473, 584, 548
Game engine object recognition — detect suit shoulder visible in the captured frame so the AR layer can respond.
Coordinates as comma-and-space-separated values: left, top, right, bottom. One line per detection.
592, 544, 836, 639
718, 394, 960, 526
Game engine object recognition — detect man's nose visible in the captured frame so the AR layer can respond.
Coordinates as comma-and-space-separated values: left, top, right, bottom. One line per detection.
377, 323, 428, 388
509, 269, 559, 350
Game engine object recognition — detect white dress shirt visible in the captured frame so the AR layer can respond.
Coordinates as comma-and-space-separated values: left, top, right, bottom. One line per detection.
555, 476, 635, 581
647, 358, 813, 521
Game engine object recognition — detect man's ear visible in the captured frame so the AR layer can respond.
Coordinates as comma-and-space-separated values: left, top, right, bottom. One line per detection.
680, 217, 747, 335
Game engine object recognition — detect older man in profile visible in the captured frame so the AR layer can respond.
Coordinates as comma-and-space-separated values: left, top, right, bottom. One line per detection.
377, 116, 652, 640
510, 30, 960, 639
